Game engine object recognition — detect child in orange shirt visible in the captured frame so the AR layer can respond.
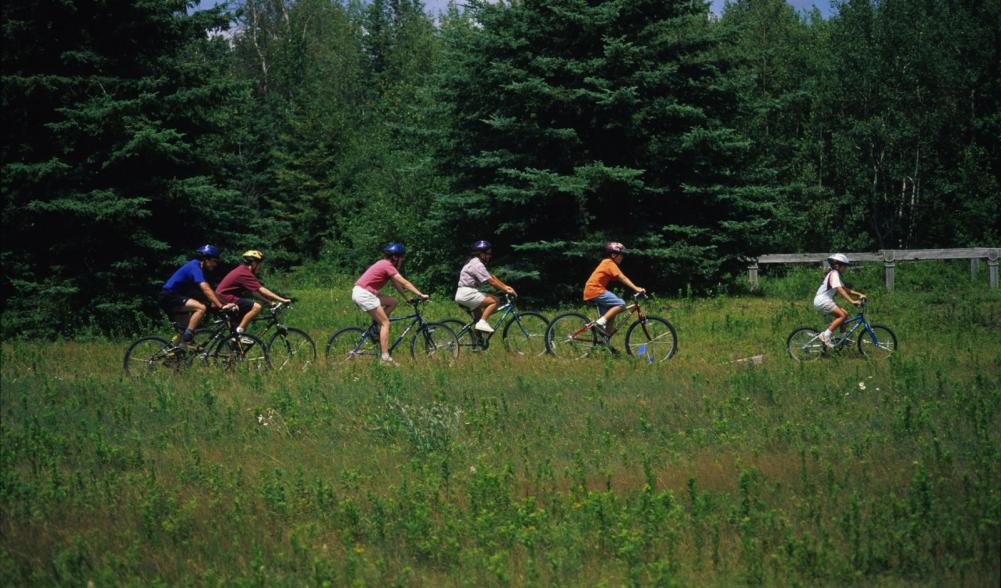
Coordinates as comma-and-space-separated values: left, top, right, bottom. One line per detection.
583, 242, 646, 335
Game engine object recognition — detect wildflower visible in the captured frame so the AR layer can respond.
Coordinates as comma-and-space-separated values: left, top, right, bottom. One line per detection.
858, 382, 866, 391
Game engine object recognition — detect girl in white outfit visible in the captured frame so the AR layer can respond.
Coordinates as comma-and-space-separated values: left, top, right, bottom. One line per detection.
454, 240, 517, 333
813, 253, 866, 347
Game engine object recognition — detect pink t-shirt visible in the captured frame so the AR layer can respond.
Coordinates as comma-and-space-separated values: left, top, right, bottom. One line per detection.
355, 259, 399, 293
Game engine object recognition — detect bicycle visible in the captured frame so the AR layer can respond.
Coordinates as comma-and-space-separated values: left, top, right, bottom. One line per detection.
251, 300, 316, 371
545, 293, 677, 362
439, 294, 550, 357
123, 308, 271, 376
786, 299, 897, 361
324, 299, 460, 364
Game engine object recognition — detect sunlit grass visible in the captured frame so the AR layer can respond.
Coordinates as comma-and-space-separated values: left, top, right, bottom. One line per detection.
2, 266, 999, 585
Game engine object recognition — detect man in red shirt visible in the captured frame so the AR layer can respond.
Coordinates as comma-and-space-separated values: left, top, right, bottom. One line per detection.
216, 250, 292, 341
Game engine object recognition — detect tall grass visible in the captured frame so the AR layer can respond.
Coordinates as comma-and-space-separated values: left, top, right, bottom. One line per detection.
2, 264, 999, 585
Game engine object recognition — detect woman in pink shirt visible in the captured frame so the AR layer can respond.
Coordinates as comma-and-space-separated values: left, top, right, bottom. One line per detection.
351, 243, 429, 362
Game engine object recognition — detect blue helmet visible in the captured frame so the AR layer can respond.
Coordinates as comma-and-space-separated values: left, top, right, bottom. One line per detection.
471, 240, 493, 252
384, 243, 406, 256
196, 244, 220, 259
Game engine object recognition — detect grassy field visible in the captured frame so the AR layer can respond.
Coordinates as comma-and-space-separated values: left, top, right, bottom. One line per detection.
2, 264, 999, 586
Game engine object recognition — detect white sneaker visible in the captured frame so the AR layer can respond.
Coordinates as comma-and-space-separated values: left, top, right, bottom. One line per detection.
379, 356, 399, 367
474, 319, 495, 333
818, 331, 834, 348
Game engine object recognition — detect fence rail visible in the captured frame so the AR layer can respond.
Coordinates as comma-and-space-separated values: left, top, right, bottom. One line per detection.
747, 247, 999, 291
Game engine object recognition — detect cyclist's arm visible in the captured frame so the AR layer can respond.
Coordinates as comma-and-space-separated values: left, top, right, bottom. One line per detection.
257, 286, 291, 304
619, 274, 645, 294
199, 282, 230, 309
836, 286, 861, 305
487, 275, 516, 295
391, 274, 429, 300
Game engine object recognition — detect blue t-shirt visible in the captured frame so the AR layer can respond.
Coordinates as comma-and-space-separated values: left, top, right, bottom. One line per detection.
163, 260, 206, 295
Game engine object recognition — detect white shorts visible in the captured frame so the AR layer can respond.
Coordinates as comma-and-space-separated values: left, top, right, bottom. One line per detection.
454, 286, 486, 310
813, 296, 838, 314
352, 285, 382, 312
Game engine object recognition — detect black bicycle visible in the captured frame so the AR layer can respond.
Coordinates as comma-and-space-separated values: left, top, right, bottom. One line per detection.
324, 299, 460, 364
545, 293, 678, 362
251, 300, 316, 371
123, 308, 271, 376
439, 294, 550, 357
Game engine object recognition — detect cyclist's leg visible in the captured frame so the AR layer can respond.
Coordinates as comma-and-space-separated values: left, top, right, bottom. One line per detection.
479, 294, 500, 322
366, 305, 391, 357
235, 298, 261, 331
826, 306, 849, 333
593, 291, 626, 332
379, 293, 398, 316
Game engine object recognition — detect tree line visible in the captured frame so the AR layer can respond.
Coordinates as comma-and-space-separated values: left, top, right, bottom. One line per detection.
2, 0, 998, 336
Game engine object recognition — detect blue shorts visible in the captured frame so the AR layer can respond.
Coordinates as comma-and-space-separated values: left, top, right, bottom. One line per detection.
590, 291, 626, 316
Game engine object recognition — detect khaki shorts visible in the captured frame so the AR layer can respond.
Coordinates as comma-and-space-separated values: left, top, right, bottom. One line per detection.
813, 296, 838, 314
352, 285, 382, 312
454, 286, 486, 310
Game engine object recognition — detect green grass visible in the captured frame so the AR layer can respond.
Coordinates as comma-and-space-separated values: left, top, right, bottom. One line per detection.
2, 264, 999, 586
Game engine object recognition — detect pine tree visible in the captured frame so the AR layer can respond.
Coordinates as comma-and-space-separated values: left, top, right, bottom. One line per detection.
1, 0, 260, 335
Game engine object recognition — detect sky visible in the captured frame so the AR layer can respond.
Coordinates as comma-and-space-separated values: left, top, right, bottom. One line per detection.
195, 1, 837, 19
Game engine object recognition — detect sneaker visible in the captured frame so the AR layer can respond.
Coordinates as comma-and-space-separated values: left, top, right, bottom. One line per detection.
818, 331, 834, 348
238, 335, 255, 345
474, 319, 495, 333
379, 356, 399, 367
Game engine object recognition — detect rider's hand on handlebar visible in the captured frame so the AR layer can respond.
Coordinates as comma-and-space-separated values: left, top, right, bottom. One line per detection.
222, 302, 239, 312
506, 287, 517, 297
418, 293, 430, 301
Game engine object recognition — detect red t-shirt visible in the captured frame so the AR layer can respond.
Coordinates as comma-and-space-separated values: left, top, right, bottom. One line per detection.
216, 265, 263, 303
355, 259, 399, 293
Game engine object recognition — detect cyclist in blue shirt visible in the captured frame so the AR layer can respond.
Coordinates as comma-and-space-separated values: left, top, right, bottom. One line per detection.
159, 244, 236, 346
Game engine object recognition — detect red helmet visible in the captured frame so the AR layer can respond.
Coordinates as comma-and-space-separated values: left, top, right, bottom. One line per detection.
605, 242, 626, 254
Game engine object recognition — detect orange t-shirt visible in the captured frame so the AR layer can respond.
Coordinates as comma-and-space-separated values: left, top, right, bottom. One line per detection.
583, 258, 624, 300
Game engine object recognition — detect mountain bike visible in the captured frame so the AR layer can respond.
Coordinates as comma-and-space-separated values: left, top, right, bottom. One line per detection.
324, 299, 460, 364
786, 299, 897, 361
123, 308, 270, 376
251, 300, 316, 371
545, 293, 677, 362
438, 294, 550, 357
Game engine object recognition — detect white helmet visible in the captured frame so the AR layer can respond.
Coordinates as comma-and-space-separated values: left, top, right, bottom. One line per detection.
827, 253, 850, 266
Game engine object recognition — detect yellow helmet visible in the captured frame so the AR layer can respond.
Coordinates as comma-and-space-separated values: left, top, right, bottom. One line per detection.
242, 250, 264, 262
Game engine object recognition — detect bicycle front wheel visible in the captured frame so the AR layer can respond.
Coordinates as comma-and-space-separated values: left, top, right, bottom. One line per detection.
625, 316, 677, 362
212, 333, 270, 372
786, 327, 825, 361
857, 324, 897, 359
123, 336, 180, 376
546, 312, 596, 359
502, 312, 549, 357
325, 327, 377, 363
410, 322, 460, 364
268, 327, 316, 372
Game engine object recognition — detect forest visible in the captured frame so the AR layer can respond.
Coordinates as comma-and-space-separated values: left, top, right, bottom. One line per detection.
3, 0, 999, 336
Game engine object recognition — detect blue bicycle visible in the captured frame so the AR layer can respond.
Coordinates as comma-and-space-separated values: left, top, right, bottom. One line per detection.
324, 299, 459, 364
786, 299, 897, 361
439, 294, 550, 357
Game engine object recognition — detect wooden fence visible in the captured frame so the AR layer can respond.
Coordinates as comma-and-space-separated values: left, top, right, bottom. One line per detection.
746, 247, 1000, 291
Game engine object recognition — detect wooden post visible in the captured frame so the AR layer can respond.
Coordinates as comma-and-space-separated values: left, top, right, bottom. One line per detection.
883, 251, 896, 292
989, 250, 999, 289
748, 261, 759, 288
971, 258, 980, 279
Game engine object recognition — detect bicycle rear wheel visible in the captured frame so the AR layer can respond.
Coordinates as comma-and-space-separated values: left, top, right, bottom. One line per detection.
268, 327, 316, 371
212, 332, 270, 372
857, 324, 897, 359
624, 316, 677, 362
410, 322, 460, 364
546, 312, 597, 359
325, 327, 378, 363
440, 319, 482, 353
786, 327, 825, 361
502, 311, 549, 357
123, 336, 183, 376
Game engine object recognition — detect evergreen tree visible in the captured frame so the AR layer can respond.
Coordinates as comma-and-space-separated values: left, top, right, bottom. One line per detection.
1, 0, 260, 335
433, 0, 771, 298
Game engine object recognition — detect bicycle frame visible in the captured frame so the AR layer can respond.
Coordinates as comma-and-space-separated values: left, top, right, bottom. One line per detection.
454, 294, 519, 340
831, 307, 885, 347
348, 302, 432, 354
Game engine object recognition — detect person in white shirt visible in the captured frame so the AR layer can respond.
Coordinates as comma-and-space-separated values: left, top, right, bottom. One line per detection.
813, 253, 866, 347
454, 240, 517, 333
